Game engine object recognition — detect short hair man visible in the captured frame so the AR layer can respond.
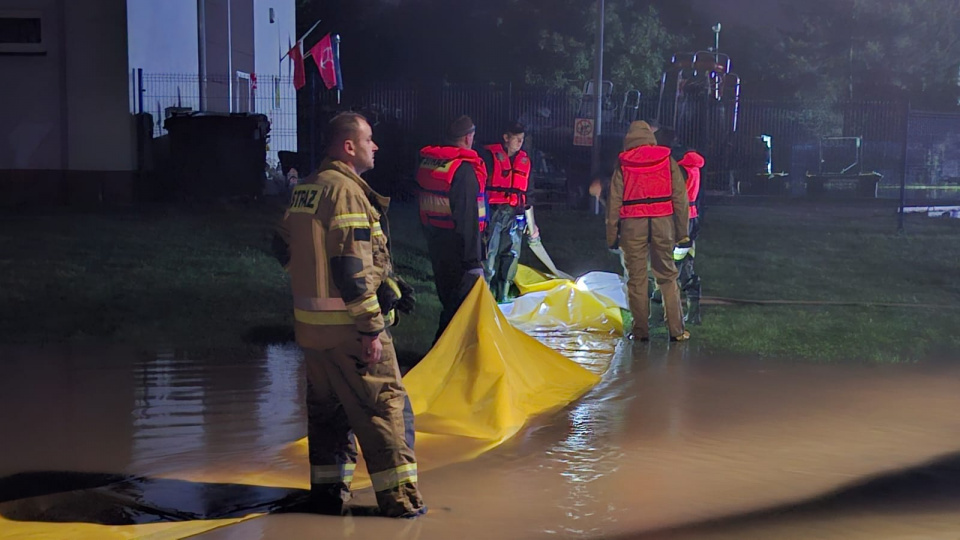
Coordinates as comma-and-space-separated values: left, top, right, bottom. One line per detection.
274, 112, 425, 517
479, 121, 533, 302
416, 115, 488, 342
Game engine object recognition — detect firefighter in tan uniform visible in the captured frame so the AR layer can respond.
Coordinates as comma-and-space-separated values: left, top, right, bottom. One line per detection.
273, 112, 425, 518
606, 121, 691, 342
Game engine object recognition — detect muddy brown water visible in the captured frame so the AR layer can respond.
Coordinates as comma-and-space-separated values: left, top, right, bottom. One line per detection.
2, 341, 960, 539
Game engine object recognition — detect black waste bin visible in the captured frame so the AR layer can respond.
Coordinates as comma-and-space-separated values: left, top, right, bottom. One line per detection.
164, 113, 270, 201
277, 151, 302, 177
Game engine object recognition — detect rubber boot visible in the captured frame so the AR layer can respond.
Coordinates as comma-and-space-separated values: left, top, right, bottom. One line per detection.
495, 280, 510, 304
685, 297, 701, 325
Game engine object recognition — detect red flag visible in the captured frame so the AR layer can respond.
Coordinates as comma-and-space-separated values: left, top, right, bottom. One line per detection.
309, 34, 338, 90
288, 42, 305, 90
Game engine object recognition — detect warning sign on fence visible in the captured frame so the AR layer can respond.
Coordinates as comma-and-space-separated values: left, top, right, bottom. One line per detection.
573, 118, 594, 146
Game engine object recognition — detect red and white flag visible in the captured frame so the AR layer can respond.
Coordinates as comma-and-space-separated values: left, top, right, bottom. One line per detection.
309, 33, 338, 90
288, 41, 305, 90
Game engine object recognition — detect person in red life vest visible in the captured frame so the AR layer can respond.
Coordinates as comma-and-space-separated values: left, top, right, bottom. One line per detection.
653, 127, 703, 325
478, 122, 532, 302
675, 149, 704, 324
416, 115, 488, 343
606, 121, 691, 342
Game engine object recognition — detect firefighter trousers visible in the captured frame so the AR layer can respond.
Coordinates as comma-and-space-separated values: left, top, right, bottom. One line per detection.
303, 332, 424, 517
620, 216, 684, 339
484, 205, 524, 303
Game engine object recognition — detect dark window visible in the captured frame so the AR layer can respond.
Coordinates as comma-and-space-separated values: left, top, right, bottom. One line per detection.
0, 17, 41, 44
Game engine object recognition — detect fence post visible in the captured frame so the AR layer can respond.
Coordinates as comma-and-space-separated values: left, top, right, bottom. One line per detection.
137, 68, 144, 114
898, 100, 910, 234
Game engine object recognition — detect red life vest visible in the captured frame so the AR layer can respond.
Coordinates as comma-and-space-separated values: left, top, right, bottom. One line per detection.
416, 146, 488, 232
619, 145, 674, 219
484, 144, 531, 207
678, 151, 704, 219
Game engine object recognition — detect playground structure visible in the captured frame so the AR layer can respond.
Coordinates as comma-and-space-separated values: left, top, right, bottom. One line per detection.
655, 24, 742, 193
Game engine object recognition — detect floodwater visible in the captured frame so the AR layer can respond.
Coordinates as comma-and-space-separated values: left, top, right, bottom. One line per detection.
2, 341, 960, 539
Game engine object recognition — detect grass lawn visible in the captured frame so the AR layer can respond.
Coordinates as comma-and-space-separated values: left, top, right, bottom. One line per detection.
1, 200, 958, 363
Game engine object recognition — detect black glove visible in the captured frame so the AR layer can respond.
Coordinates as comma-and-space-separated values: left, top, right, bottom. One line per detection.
394, 276, 416, 314
376, 278, 401, 317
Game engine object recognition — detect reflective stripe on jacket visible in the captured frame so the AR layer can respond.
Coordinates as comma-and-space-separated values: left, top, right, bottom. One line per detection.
416, 146, 487, 232
277, 159, 393, 350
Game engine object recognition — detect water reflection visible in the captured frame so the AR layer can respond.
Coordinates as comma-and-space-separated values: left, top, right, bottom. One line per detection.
548, 340, 633, 536
1, 344, 306, 481
3, 341, 960, 539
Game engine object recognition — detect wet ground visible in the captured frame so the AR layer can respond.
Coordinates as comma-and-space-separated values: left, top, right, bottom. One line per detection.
2, 341, 960, 539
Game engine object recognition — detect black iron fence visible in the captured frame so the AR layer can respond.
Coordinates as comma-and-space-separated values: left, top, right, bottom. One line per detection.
132, 74, 960, 209
326, 85, 959, 209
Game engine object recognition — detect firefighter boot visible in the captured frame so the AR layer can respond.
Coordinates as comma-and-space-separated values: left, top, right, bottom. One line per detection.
495, 279, 511, 304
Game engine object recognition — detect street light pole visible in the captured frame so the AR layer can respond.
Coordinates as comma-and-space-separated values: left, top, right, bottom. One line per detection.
591, 0, 604, 178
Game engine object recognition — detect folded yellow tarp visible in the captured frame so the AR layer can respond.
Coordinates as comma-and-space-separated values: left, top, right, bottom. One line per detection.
0, 281, 604, 540
405, 279, 602, 447
509, 265, 624, 335
514, 265, 569, 295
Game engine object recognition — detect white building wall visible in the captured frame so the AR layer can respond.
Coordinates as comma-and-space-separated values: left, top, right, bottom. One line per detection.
125, 0, 295, 162
0, 0, 132, 172
127, 0, 198, 75
66, 0, 134, 172
0, 0, 63, 170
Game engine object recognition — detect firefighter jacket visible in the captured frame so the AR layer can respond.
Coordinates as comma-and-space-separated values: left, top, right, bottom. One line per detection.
678, 151, 704, 219
416, 146, 487, 232
606, 121, 688, 248
275, 159, 395, 351
482, 144, 531, 208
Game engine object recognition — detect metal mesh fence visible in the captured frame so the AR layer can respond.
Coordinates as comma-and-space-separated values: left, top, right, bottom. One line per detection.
134, 72, 298, 166
131, 75, 960, 207
904, 111, 960, 204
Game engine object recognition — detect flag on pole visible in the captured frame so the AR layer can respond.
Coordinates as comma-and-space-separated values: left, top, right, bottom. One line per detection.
308, 33, 338, 90
288, 41, 305, 90
332, 34, 343, 92
286, 36, 293, 78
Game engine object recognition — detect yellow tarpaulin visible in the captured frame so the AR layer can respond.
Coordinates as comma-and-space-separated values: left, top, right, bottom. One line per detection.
508, 265, 625, 335
0, 280, 604, 539
514, 265, 569, 295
